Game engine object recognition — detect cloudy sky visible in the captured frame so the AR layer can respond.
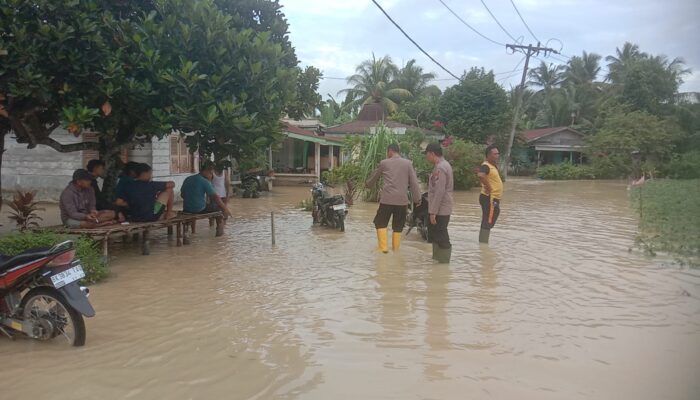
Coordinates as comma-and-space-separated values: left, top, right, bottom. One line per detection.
278, 0, 700, 99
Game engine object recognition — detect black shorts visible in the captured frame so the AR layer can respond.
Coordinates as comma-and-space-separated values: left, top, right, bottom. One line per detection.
373, 203, 408, 232
480, 194, 500, 230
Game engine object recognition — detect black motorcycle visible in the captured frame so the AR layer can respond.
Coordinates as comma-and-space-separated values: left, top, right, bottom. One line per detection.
406, 192, 430, 242
311, 183, 347, 232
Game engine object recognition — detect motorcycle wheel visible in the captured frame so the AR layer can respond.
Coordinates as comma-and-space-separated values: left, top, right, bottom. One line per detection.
20, 287, 86, 347
337, 213, 345, 232
420, 215, 430, 242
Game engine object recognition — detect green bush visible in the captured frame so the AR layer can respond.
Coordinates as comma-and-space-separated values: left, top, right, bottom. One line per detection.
0, 232, 108, 283
536, 162, 596, 180
443, 139, 484, 189
668, 151, 700, 179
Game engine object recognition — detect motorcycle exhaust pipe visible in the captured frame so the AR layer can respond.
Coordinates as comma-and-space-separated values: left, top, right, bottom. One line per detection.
80, 286, 90, 297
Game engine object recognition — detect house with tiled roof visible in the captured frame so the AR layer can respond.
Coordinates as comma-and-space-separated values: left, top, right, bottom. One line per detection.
323, 103, 443, 139
523, 126, 586, 167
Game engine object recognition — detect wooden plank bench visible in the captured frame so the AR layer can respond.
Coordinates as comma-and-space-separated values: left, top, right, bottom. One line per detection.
38, 212, 224, 258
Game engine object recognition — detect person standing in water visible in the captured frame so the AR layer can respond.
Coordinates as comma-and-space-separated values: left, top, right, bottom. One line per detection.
366, 143, 422, 253
211, 163, 231, 215
424, 143, 453, 263
477, 145, 503, 244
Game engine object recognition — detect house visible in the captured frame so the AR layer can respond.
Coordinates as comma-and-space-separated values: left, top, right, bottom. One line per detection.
323, 103, 443, 139
523, 127, 586, 167
2, 129, 201, 200
270, 122, 345, 185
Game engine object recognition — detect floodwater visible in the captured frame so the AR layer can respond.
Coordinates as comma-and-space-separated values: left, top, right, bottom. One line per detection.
1, 179, 699, 400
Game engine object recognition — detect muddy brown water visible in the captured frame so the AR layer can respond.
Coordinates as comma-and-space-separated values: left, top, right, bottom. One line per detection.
1, 179, 699, 400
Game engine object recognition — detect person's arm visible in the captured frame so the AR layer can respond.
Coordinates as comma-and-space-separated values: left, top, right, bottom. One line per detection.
408, 162, 422, 205
428, 168, 446, 222
365, 162, 383, 188
114, 198, 128, 208
212, 194, 232, 218
166, 181, 176, 189
477, 164, 492, 195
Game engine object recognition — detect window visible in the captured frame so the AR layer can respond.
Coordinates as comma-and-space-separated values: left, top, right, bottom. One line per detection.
170, 135, 194, 174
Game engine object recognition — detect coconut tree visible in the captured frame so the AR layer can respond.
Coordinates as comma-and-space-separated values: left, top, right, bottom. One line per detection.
394, 59, 436, 97
605, 42, 646, 83
528, 61, 565, 94
564, 52, 602, 85
339, 54, 412, 114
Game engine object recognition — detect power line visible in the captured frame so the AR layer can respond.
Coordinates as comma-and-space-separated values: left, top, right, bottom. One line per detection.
479, 0, 520, 43
369, 0, 461, 80
436, 0, 506, 47
509, 0, 540, 43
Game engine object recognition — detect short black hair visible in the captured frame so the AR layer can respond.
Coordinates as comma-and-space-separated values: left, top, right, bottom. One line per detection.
134, 163, 152, 176
424, 142, 443, 156
86, 159, 105, 172
123, 161, 140, 175
200, 161, 215, 172
387, 143, 400, 154
485, 144, 499, 157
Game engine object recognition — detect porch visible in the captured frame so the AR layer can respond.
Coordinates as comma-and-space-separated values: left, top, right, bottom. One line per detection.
271, 128, 344, 185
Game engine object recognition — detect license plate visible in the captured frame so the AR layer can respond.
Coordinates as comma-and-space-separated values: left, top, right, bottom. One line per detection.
50, 265, 85, 289
332, 204, 347, 211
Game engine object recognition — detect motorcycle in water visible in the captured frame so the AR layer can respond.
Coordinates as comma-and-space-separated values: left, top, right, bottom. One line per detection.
0, 241, 95, 346
406, 192, 431, 242
311, 183, 347, 232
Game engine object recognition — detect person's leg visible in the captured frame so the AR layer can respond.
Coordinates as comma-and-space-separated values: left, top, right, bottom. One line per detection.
479, 194, 491, 244
96, 210, 116, 221
373, 204, 391, 253
391, 205, 407, 251
434, 215, 451, 263
156, 188, 176, 220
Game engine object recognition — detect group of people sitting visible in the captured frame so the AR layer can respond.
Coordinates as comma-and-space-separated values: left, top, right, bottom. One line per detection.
59, 160, 233, 229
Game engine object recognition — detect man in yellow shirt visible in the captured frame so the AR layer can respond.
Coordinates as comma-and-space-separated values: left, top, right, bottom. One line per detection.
477, 145, 503, 244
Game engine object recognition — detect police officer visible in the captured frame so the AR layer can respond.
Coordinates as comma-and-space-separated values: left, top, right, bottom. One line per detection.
424, 142, 454, 263
366, 143, 422, 253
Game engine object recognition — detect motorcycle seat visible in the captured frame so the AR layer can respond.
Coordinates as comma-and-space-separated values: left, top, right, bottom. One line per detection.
0, 247, 52, 273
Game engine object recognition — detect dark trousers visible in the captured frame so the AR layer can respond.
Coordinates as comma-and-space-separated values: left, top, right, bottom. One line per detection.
480, 194, 500, 230
373, 203, 407, 232
428, 215, 451, 249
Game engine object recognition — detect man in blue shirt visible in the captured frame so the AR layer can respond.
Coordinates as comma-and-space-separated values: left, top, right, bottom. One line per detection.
181, 162, 232, 218
116, 164, 176, 222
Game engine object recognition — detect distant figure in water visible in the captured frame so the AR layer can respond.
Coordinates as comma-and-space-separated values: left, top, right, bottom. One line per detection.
365, 143, 422, 253
424, 142, 453, 263
477, 145, 503, 244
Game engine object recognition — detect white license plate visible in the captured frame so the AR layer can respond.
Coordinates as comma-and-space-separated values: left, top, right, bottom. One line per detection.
50, 265, 85, 289
332, 204, 347, 211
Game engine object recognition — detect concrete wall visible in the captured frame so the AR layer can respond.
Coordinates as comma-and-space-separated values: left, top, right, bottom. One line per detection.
2, 129, 84, 200
2, 132, 198, 201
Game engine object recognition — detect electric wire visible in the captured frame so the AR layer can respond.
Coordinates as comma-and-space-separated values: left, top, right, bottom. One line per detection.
436, 0, 506, 47
370, 0, 461, 80
509, 0, 540, 43
479, 0, 520, 43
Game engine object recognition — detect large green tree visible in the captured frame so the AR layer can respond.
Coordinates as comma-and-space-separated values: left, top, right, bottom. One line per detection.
0, 0, 313, 194
438, 68, 510, 143
394, 59, 437, 97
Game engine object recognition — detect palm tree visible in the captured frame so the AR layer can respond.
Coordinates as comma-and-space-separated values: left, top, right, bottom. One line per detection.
394, 59, 436, 96
338, 54, 412, 114
528, 61, 565, 94
564, 52, 602, 85
605, 42, 646, 83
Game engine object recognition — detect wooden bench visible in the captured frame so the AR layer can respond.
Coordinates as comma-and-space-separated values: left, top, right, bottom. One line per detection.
39, 212, 224, 258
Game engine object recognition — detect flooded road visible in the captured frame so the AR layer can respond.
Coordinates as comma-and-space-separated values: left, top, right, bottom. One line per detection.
2, 179, 699, 399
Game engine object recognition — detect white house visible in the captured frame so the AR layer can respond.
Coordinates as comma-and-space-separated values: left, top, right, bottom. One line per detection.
2, 129, 200, 200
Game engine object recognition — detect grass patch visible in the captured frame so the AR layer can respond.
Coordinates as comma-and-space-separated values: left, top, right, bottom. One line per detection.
536, 162, 596, 180
631, 179, 700, 267
0, 231, 109, 283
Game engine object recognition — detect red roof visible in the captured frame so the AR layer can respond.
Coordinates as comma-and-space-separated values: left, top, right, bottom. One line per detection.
523, 127, 582, 142
284, 123, 318, 137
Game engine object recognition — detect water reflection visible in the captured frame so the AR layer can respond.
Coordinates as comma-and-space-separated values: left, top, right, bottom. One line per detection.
423, 264, 451, 381
476, 245, 499, 335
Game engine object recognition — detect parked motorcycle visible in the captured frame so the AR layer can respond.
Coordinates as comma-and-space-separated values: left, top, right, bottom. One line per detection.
406, 192, 431, 242
311, 183, 347, 232
0, 241, 95, 346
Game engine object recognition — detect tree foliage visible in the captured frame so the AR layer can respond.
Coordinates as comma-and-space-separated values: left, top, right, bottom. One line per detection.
438, 68, 510, 143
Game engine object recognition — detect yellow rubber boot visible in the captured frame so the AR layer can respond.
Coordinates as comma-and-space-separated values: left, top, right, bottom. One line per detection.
392, 232, 402, 251
376, 228, 389, 253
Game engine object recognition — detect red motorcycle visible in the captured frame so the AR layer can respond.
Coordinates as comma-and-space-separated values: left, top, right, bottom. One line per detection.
0, 241, 95, 346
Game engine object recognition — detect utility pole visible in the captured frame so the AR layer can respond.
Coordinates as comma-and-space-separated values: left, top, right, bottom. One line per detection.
502, 42, 559, 179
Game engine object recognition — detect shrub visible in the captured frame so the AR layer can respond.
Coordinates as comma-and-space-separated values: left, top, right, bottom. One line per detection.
7, 190, 43, 231
443, 138, 483, 190
536, 162, 596, 180
322, 163, 362, 205
668, 151, 700, 179
0, 232, 108, 283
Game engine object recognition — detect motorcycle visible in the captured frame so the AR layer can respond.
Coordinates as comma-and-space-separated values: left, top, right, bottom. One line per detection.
406, 192, 431, 242
311, 183, 347, 232
0, 240, 95, 347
